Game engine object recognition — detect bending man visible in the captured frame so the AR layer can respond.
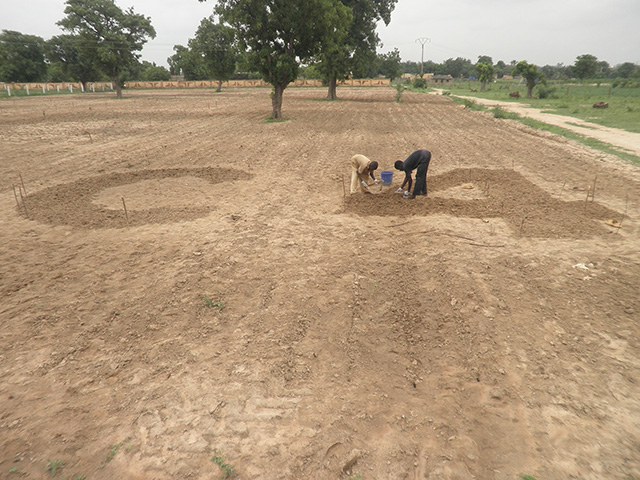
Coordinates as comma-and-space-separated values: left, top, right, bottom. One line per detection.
350, 154, 379, 194
394, 149, 432, 197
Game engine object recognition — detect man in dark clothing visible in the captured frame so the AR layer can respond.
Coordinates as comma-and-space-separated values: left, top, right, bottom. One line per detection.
394, 149, 432, 197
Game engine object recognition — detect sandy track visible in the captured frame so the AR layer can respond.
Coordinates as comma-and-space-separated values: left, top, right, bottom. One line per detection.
1, 88, 639, 480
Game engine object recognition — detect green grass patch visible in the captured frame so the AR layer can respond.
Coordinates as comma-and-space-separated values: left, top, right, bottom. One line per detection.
203, 296, 225, 310
46, 460, 65, 477
491, 106, 519, 120
106, 443, 122, 463
264, 117, 290, 124
517, 116, 640, 165
212, 455, 237, 479
449, 96, 486, 111
444, 79, 640, 133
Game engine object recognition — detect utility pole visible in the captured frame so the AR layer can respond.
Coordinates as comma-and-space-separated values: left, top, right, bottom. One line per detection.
415, 37, 431, 77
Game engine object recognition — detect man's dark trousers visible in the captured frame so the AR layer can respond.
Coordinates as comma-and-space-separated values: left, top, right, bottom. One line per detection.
414, 150, 431, 195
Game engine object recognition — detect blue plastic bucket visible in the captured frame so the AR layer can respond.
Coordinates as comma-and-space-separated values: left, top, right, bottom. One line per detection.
380, 171, 394, 186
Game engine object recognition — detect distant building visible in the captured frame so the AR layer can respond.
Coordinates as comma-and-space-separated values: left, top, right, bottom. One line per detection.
432, 74, 453, 84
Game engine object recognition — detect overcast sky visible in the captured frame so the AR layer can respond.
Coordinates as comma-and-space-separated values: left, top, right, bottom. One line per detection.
2, 0, 639, 68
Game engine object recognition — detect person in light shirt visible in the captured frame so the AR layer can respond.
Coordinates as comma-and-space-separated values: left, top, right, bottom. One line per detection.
350, 154, 379, 194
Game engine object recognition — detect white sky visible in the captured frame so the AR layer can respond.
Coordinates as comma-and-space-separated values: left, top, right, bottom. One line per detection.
2, 0, 639, 68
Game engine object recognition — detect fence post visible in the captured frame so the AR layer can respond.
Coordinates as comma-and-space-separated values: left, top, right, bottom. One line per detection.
26, 84, 30, 95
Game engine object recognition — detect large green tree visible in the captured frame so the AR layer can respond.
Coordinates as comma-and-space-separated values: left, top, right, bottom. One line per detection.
315, 6, 352, 100
512, 60, 544, 98
137, 61, 171, 81
614, 62, 638, 79
573, 54, 598, 80
319, 0, 397, 100
378, 48, 402, 82
209, 0, 350, 118
476, 62, 494, 91
0, 30, 47, 82
442, 57, 474, 78
47, 34, 102, 89
168, 44, 207, 79
192, 17, 238, 92
57, 0, 156, 98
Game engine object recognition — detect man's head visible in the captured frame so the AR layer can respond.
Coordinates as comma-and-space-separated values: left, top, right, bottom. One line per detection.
394, 160, 404, 171
369, 161, 378, 171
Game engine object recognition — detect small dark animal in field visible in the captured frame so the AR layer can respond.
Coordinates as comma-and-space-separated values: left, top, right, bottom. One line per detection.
509, 92, 520, 98
593, 102, 609, 109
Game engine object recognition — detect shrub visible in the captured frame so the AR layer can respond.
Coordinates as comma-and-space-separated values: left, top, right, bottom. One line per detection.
394, 83, 405, 102
537, 85, 558, 99
413, 76, 427, 89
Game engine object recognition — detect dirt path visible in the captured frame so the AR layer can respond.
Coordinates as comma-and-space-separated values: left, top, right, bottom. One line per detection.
1, 88, 639, 480
437, 91, 640, 157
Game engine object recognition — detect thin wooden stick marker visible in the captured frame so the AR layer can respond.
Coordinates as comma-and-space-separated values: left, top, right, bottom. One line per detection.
121, 197, 129, 224
12, 184, 20, 208
19, 173, 27, 195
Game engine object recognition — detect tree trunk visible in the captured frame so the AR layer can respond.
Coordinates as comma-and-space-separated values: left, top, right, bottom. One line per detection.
327, 75, 337, 100
527, 81, 534, 98
216, 80, 223, 93
271, 83, 285, 119
113, 76, 123, 99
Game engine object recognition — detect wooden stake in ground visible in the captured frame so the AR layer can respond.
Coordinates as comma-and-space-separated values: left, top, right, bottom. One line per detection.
121, 197, 129, 224
18, 186, 29, 218
519, 216, 527, 235
12, 184, 20, 208
558, 180, 566, 198
617, 193, 629, 234
19, 173, 27, 195
584, 175, 597, 205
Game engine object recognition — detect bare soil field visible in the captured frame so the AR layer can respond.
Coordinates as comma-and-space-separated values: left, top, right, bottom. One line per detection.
1, 88, 639, 480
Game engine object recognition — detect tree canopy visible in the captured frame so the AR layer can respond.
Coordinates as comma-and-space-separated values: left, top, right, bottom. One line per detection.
512, 60, 544, 98
47, 34, 102, 87
476, 62, 494, 91
378, 48, 402, 82
573, 54, 598, 80
318, 0, 398, 100
210, 0, 351, 118
57, 0, 156, 98
191, 17, 238, 91
0, 30, 47, 82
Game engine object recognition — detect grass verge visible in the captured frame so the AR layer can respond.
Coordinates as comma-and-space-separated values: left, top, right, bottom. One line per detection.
450, 96, 640, 165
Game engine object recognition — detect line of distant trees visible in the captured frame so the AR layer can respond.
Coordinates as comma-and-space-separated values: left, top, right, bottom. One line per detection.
1, 0, 638, 116
5, 26, 636, 90
398, 55, 640, 82
0, 30, 171, 86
